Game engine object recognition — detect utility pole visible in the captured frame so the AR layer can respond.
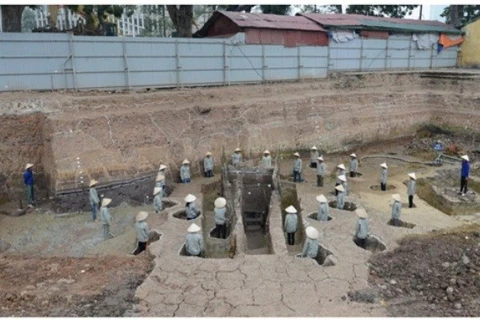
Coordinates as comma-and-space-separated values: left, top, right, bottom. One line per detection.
419, 5, 423, 20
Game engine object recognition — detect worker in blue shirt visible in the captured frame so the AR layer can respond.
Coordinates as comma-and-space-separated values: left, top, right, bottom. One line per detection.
23, 163, 35, 207
460, 155, 470, 196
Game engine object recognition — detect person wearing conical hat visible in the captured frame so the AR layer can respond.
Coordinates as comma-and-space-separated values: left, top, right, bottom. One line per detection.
391, 194, 402, 227
100, 198, 113, 240
335, 164, 346, 195
180, 159, 191, 183
185, 223, 205, 257
158, 164, 167, 173
155, 174, 166, 193
310, 146, 319, 168
460, 155, 470, 196
23, 163, 35, 207
214, 197, 227, 239
301, 226, 319, 258
407, 173, 416, 208
153, 187, 163, 213
349, 153, 358, 178
262, 150, 272, 169
335, 185, 345, 210
316, 194, 329, 222
380, 163, 388, 191
232, 148, 242, 166
293, 152, 303, 182
284, 205, 298, 246
185, 194, 200, 220
89, 179, 100, 222
339, 174, 348, 195
133, 211, 150, 255
204, 152, 214, 178
316, 156, 326, 187
354, 209, 369, 249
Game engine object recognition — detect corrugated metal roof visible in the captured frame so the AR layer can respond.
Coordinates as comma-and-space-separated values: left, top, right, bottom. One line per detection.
298, 13, 463, 35
214, 11, 327, 32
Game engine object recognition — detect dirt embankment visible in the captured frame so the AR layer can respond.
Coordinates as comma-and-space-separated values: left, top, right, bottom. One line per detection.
0, 254, 152, 317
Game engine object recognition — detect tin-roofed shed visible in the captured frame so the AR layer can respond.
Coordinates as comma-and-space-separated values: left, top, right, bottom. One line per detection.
194, 11, 329, 47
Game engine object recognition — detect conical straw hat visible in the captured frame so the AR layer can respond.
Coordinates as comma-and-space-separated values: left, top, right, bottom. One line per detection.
311, 146, 317, 150
214, 197, 227, 208
184, 194, 196, 203
350, 153, 357, 158
285, 205, 297, 214
461, 155, 469, 161
408, 172, 416, 180
205, 151, 212, 156
392, 194, 401, 202
335, 185, 345, 192
25, 163, 34, 169
293, 152, 300, 157
136, 211, 148, 222
234, 148, 241, 152
317, 156, 324, 161
101, 198, 112, 207
182, 159, 190, 165
316, 194, 327, 203
153, 187, 161, 195
380, 162, 388, 168
188, 223, 201, 233
337, 164, 345, 170
338, 175, 347, 182
306, 226, 319, 239
158, 164, 167, 171
89, 179, 98, 187
263, 150, 270, 154
356, 208, 368, 219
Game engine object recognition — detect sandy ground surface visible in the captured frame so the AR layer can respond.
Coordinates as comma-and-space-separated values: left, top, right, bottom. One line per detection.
1, 137, 480, 316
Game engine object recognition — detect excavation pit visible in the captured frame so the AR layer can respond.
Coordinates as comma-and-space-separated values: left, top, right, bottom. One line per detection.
148, 230, 163, 244
328, 201, 357, 211
314, 245, 336, 266
353, 235, 387, 253
161, 200, 177, 210
370, 185, 397, 191
209, 225, 231, 239
172, 210, 202, 221
387, 219, 416, 229
307, 212, 333, 222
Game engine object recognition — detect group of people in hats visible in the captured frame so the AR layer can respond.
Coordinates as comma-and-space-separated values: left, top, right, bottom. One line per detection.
284, 205, 321, 258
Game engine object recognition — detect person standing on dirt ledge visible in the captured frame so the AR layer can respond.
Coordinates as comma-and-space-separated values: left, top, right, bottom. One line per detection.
310, 146, 319, 168
335, 164, 346, 195
300, 226, 319, 259
391, 194, 402, 227
133, 211, 150, 255
204, 152, 214, 178
316, 194, 329, 221
293, 152, 303, 182
153, 186, 163, 213
185, 223, 205, 257
185, 194, 200, 220
89, 179, 100, 222
354, 209, 369, 249
407, 173, 416, 208
262, 150, 272, 168
380, 163, 388, 191
349, 153, 358, 178
214, 197, 227, 239
157, 164, 167, 193
180, 159, 191, 183
336, 185, 346, 209
232, 148, 242, 166
100, 198, 113, 240
316, 156, 325, 187
284, 205, 298, 245
459, 155, 470, 196
23, 163, 35, 208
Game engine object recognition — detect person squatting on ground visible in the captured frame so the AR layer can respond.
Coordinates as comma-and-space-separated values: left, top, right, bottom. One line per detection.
391, 194, 402, 226
407, 172, 416, 208
336, 185, 346, 210
301, 226, 319, 259
101, 198, 113, 240
180, 159, 191, 183
316, 194, 329, 222
153, 186, 163, 213
293, 152, 303, 182
335, 164, 346, 195
23, 163, 35, 207
185, 223, 205, 257
89, 179, 100, 222
185, 194, 200, 220
460, 155, 470, 196
380, 162, 388, 191
214, 197, 227, 239
310, 146, 319, 168
232, 148, 242, 166
284, 205, 298, 246
133, 211, 149, 255
316, 156, 325, 187
262, 150, 272, 169
354, 208, 369, 249
349, 153, 358, 178
204, 152, 214, 178
338, 174, 348, 195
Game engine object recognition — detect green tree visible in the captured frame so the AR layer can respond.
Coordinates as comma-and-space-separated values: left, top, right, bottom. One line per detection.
141, 5, 173, 37
346, 5, 418, 18
296, 5, 341, 13
259, 5, 291, 15
166, 5, 193, 37
441, 5, 480, 27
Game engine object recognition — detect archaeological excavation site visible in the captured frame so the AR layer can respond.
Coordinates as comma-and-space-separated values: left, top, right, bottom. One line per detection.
2, 70, 480, 317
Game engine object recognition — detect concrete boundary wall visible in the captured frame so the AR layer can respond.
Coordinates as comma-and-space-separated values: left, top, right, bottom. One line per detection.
0, 32, 457, 92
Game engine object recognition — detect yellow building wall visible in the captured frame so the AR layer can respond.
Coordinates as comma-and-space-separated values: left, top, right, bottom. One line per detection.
459, 18, 480, 68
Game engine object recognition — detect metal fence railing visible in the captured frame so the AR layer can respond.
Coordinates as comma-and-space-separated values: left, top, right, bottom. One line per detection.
0, 32, 458, 92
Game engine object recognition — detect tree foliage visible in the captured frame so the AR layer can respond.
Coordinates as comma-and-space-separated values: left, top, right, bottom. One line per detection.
297, 5, 341, 14
441, 5, 480, 27
259, 5, 291, 15
346, 5, 418, 18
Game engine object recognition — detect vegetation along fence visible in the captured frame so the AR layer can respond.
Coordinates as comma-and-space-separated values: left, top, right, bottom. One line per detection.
0, 32, 458, 92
